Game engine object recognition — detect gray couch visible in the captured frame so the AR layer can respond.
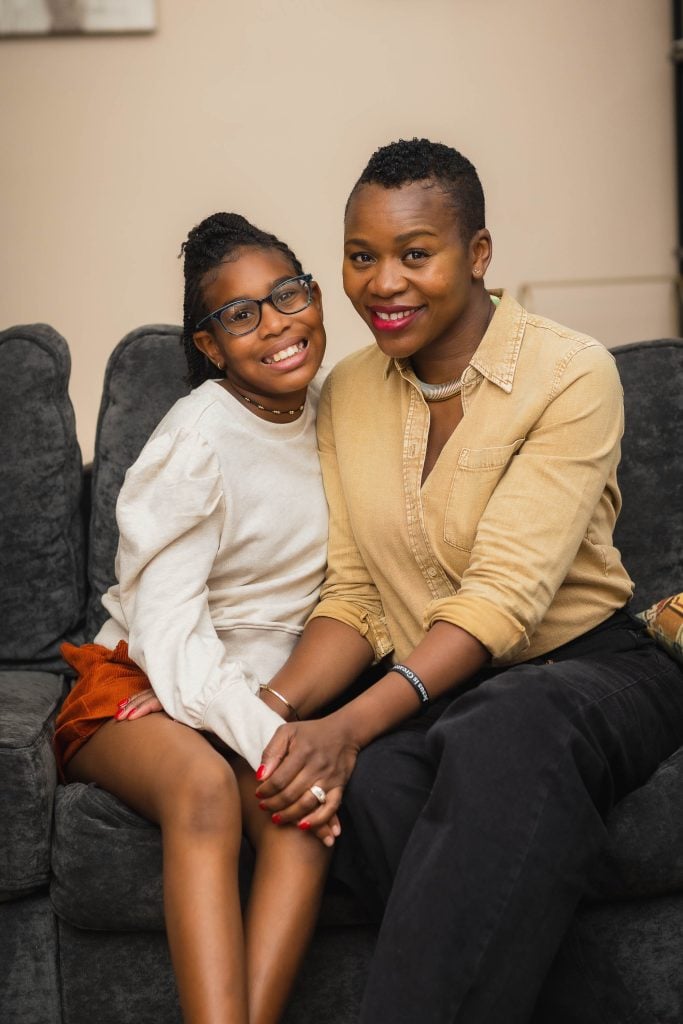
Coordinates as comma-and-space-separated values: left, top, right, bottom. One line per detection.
1, 323, 681, 1024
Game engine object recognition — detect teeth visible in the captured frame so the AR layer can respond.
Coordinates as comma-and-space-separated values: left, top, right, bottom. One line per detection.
264, 341, 305, 364
376, 309, 415, 321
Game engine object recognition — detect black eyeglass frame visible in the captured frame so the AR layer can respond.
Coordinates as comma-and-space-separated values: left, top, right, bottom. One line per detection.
195, 273, 314, 336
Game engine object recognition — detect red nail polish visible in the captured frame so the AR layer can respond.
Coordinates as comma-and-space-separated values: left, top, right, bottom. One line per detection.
117, 698, 129, 709
298, 820, 311, 831
256, 765, 266, 780
259, 802, 267, 811
127, 708, 136, 719
272, 813, 282, 825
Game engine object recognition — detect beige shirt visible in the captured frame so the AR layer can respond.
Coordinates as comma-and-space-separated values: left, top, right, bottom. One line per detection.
309, 290, 633, 665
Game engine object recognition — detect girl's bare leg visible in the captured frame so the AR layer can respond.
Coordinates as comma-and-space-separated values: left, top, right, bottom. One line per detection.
67, 716, 248, 1024
234, 758, 332, 1024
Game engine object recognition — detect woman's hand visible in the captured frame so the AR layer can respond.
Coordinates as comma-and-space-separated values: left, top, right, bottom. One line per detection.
255, 715, 360, 831
115, 688, 164, 720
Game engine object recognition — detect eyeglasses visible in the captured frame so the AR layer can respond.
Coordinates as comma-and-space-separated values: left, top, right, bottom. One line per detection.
195, 274, 314, 337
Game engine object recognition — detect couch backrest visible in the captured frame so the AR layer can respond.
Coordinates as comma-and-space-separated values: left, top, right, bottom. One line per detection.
86, 325, 189, 639
0, 324, 86, 669
612, 338, 683, 610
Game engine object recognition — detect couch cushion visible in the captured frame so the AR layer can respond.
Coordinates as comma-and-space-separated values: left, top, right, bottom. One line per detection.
51, 781, 369, 933
56, 917, 374, 1024
51, 782, 165, 930
593, 744, 683, 900
534, 893, 683, 1024
0, 671, 66, 899
50, 781, 258, 931
86, 325, 189, 639
612, 339, 683, 610
0, 894, 61, 1024
0, 324, 85, 670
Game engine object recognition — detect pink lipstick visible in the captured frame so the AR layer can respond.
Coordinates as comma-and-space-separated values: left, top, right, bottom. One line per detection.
369, 305, 422, 332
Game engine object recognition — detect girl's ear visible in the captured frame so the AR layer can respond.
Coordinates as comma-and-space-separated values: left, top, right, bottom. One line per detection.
193, 330, 221, 368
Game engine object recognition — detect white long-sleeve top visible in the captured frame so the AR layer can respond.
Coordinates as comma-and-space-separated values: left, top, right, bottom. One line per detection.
95, 378, 328, 769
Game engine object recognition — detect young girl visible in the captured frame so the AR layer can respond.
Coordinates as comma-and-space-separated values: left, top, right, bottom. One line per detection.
53, 212, 331, 1024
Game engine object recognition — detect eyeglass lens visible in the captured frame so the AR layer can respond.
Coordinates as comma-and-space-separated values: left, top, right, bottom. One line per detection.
219, 277, 311, 335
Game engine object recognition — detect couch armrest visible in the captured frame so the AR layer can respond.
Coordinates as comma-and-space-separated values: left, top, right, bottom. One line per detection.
0, 671, 67, 900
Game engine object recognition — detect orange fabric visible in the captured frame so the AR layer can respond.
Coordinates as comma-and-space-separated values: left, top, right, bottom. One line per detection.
54, 640, 151, 780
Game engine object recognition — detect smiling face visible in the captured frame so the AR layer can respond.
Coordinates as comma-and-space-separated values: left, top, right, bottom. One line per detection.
193, 247, 325, 415
343, 181, 492, 369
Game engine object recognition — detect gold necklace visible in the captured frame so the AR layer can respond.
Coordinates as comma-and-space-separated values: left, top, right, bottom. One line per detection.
232, 386, 305, 417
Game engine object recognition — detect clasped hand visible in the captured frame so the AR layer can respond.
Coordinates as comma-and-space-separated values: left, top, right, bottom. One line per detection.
256, 714, 360, 846
115, 689, 359, 847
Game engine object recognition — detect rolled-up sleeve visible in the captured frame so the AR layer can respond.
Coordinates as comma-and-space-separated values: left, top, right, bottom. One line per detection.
113, 428, 283, 768
425, 345, 625, 660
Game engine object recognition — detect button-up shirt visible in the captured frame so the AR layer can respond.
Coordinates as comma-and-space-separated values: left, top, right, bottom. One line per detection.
308, 290, 634, 665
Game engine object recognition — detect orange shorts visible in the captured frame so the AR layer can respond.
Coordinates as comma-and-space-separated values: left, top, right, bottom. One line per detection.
54, 640, 151, 780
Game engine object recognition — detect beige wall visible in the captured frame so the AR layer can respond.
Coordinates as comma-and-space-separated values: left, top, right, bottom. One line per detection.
0, 0, 676, 460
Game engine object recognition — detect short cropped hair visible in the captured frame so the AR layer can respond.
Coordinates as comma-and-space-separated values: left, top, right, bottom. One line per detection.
347, 137, 485, 244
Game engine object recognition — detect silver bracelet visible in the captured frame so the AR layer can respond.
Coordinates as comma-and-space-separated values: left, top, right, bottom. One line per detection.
259, 684, 300, 721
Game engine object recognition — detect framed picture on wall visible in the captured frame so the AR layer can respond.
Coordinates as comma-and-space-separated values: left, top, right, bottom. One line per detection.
0, 0, 156, 36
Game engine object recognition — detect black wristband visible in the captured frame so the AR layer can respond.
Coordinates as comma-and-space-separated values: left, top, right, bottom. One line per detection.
389, 663, 430, 712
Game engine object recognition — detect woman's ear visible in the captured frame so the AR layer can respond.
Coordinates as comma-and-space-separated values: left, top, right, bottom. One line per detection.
193, 330, 222, 369
311, 280, 324, 322
470, 229, 493, 279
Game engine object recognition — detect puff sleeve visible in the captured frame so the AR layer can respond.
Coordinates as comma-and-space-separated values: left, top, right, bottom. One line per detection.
106, 428, 283, 768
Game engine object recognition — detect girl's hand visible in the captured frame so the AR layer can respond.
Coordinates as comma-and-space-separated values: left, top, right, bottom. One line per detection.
308, 812, 342, 849
255, 717, 360, 830
115, 688, 164, 721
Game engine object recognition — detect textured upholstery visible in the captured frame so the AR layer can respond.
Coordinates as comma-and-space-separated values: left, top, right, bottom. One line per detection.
0, 894, 61, 1024
612, 339, 683, 610
0, 324, 85, 671
56, 918, 374, 1024
534, 894, 683, 1024
51, 783, 164, 931
595, 745, 683, 900
85, 325, 189, 639
0, 672, 65, 900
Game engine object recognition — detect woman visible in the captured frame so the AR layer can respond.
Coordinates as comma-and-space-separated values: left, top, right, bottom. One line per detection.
54, 212, 333, 1024
252, 139, 683, 1023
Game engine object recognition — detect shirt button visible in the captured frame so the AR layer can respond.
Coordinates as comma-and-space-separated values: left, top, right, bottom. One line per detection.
427, 567, 438, 578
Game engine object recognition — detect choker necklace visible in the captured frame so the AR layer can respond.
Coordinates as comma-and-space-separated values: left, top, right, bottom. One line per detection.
232, 386, 305, 417
413, 296, 497, 403
413, 374, 464, 403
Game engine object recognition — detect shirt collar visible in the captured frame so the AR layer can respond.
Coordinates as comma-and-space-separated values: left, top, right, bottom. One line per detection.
382, 289, 527, 394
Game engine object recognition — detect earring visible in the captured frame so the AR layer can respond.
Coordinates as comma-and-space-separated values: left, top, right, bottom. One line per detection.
216, 362, 224, 371
473, 268, 481, 277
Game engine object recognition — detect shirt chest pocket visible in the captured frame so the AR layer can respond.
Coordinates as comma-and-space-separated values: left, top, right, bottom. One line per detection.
443, 439, 525, 551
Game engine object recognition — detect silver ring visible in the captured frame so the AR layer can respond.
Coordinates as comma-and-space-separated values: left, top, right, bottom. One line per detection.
309, 785, 327, 805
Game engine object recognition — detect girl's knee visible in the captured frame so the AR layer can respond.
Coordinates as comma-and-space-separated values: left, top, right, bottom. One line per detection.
164, 755, 240, 837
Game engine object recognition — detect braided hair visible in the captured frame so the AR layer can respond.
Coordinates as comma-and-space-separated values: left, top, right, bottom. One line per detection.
179, 212, 304, 388
346, 137, 485, 246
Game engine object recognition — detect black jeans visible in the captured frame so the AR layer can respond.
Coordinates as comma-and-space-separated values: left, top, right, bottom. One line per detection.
338, 612, 683, 1024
